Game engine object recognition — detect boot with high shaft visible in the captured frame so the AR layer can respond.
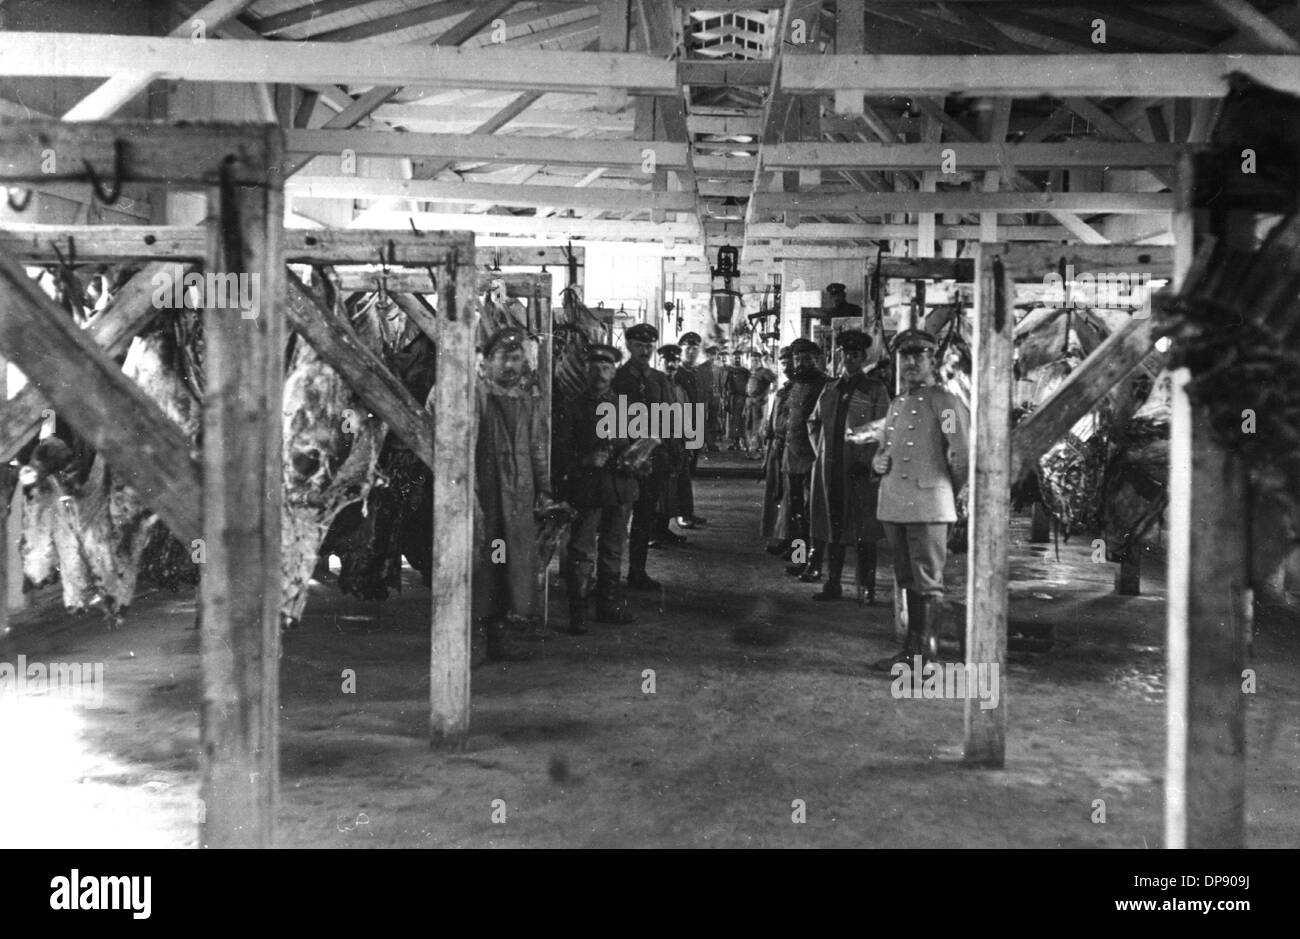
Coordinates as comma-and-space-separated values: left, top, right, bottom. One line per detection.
870, 589, 923, 671
596, 573, 635, 624
921, 593, 942, 662
798, 541, 826, 582
564, 562, 592, 635
813, 543, 847, 600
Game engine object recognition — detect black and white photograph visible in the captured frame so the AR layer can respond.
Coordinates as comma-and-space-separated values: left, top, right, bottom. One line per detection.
0, 0, 1295, 886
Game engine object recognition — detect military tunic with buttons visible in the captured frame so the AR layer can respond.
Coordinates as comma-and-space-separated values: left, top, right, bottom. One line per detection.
876, 385, 970, 523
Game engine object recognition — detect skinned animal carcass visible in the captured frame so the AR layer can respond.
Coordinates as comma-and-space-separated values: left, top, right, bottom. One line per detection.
314, 291, 438, 604
17, 313, 203, 627
279, 287, 394, 628
926, 304, 1170, 553
1101, 370, 1171, 563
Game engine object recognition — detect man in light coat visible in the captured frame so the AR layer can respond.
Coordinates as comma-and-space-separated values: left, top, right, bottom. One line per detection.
870, 328, 970, 667
474, 326, 550, 662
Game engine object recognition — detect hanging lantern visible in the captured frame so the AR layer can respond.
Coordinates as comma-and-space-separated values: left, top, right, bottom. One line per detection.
711, 245, 741, 324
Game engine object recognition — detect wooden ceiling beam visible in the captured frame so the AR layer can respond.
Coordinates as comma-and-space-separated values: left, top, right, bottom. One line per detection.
763, 141, 1189, 170
782, 53, 1300, 97
752, 190, 1174, 215
1204, 0, 1300, 53
286, 129, 689, 169
0, 33, 678, 94
287, 175, 696, 211
345, 212, 701, 240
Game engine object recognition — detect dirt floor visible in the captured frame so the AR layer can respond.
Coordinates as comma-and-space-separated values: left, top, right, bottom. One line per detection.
2, 469, 1298, 848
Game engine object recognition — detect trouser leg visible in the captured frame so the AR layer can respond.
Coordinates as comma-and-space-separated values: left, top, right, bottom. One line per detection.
812, 541, 847, 599
595, 504, 634, 622
564, 509, 600, 633
628, 474, 662, 586
906, 523, 950, 658
871, 523, 919, 670
856, 538, 878, 604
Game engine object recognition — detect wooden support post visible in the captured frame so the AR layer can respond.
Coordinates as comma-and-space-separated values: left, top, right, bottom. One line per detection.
198, 130, 284, 848
917, 113, 940, 258
430, 236, 478, 746
1164, 153, 1247, 848
964, 242, 1012, 767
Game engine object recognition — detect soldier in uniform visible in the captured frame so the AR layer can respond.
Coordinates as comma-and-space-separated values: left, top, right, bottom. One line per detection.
706, 343, 727, 451
724, 349, 751, 450
552, 343, 637, 634
613, 322, 675, 590
652, 343, 690, 547
807, 329, 892, 604
744, 351, 779, 458
783, 338, 829, 580
870, 329, 970, 668
825, 282, 864, 319
474, 326, 549, 662
673, 332, 708, 528
761, 346, 795, 555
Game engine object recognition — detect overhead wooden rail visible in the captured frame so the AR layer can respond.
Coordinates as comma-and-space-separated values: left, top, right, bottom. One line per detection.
0, 120, 482, 848
0, 226, 577, 269
0, 34, 680, 96
762, 142, 1191, 171
781, 54, 1300, 98
753, 191, 1176, 216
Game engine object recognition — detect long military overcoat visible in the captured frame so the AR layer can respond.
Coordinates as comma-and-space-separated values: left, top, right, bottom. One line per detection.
809, 370, 892, 544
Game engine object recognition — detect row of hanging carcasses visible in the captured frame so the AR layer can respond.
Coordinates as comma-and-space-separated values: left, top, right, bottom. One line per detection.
921, 302, 1170, 560
12, 266, 441, 629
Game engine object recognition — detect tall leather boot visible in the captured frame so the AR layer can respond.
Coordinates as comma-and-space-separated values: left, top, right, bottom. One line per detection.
484, 616, 533, 662
870, 589, 923, 672
565, 562, 593, 635
813, 543, 847, 600
922, 593, 942, 662
856, 539, 878, 606
798, 541, 826, 582
596, 572, 635, 624
627, 537, 661, 590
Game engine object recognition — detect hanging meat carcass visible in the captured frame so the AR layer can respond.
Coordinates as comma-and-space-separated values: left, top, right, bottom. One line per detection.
920, 302, 1169, 554
279, 283, 395, 627
313, 290, 438, 603
16, 281, 203, 627
1101, 370, 1171, 563
1012, 307, 1115, 537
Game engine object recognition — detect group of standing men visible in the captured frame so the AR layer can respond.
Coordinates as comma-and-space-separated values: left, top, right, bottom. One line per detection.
470, 311, 970, 671
470, 322, 708, 661
760, 324, 969, 669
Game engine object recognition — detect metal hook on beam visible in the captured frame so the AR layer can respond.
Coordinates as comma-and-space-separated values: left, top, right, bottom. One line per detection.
6, 187, 33, 212
83, 140, 126, 206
